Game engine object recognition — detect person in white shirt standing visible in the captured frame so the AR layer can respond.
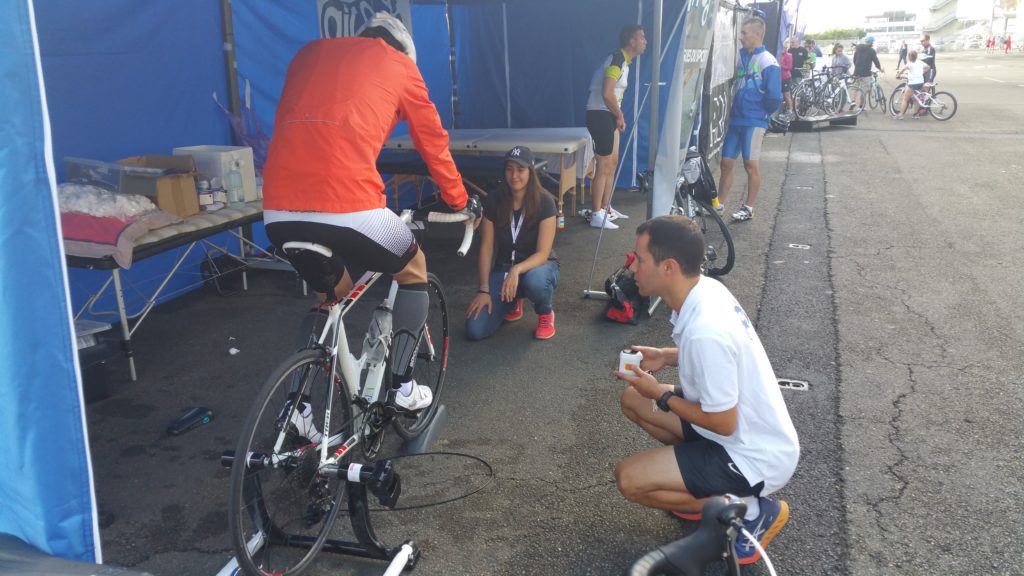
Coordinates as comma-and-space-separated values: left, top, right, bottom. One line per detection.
894, 50, 930, 120
613, 215, 800, 565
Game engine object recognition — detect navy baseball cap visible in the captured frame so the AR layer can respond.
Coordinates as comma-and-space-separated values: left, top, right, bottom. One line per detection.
504, 145, 535, 168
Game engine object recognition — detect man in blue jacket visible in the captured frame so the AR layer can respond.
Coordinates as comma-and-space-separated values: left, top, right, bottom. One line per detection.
717, 17, 781, 222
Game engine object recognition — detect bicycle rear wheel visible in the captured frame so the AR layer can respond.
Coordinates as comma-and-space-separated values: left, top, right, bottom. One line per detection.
928, 91, 958, 120
392, 273, 449, 439
694, 198, 735, 277
228, 348, 356, 576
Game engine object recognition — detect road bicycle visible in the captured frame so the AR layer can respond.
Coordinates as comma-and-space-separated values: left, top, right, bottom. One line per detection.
792, 67, 855, 120
628, 496, 778, 576
222, 205, 474, 576
888, 79, 957, 121
637, 149, 734, 277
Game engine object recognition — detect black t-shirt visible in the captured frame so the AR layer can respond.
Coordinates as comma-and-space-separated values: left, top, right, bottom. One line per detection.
482, 191, 558, 267
853, 43, 881, 76
789, 46, 809, 71
919, 45, 936, 70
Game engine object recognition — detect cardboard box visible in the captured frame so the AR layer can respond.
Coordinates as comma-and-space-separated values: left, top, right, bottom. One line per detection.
118, 155, 200, 218
173, 145, 257, 202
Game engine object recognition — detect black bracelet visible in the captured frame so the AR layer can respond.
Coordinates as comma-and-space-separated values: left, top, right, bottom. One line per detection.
478, 290, 490, 294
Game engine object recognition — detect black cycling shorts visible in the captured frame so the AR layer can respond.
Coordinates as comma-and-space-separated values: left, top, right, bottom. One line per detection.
265, 209, 419, 279
674, 420, 764, 500
586, 109, 617, 157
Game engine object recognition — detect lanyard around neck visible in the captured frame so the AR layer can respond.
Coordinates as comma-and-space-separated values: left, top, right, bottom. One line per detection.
510, 209, 524, 263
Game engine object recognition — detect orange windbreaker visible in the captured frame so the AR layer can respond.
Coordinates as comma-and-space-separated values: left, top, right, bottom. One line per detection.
262, 38, 467, 213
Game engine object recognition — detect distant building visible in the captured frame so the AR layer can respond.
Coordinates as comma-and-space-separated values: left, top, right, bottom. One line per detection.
864, 10, 921, 52
923, 0, 959, 41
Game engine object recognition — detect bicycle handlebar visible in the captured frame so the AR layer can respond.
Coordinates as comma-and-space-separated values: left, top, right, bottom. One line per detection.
399, 207, 476, 257
626, 496, 747, 576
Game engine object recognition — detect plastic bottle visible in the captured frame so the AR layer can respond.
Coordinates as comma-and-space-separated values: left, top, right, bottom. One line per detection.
557, 209, 565, 230
226, 158, 245, 208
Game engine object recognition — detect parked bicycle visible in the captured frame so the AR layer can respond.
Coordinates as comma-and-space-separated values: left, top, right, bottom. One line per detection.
792, 67, 856, 119
223, 205, 474, 576
637, 149, 734, 278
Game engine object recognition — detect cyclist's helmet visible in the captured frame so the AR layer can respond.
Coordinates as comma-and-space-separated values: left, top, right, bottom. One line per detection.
360, 11, 417, 63
767, 110, 791, 134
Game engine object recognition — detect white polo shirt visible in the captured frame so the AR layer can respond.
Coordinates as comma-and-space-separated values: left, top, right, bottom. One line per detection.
671, 277, 800, 495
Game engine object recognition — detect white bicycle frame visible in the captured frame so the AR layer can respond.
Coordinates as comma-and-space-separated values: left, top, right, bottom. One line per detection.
279, 209, 473, 472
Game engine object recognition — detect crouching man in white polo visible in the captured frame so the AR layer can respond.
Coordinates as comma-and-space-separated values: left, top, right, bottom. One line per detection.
614, 215, 800, 565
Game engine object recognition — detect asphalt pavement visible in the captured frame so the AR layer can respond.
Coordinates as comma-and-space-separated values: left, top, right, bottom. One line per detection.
82, 50, 1024, 576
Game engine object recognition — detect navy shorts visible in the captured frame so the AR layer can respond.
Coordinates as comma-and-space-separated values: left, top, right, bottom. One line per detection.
674, 420, 764, 499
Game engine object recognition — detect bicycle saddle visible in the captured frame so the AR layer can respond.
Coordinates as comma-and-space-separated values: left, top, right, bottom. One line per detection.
281, 241, 346, 300
0, 533, 153, 576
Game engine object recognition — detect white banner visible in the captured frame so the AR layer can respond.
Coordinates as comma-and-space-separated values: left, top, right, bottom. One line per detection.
318, 0, 412, 39
651, 0, 720, 217
703, 5, 741, 162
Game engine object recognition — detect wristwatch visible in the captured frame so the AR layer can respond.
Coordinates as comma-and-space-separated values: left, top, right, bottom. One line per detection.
656, 391, 675, 412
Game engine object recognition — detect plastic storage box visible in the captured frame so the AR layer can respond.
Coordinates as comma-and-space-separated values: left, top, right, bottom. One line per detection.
173, 145, 257, 202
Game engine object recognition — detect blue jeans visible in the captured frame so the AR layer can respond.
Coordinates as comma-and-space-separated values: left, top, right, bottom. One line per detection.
465, 261, 560, 341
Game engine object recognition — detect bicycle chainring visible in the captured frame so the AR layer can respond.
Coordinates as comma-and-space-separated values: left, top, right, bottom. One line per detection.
360, 403, 387, 460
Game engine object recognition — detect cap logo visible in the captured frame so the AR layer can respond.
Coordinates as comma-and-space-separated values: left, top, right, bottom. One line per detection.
510, 147, 523, 157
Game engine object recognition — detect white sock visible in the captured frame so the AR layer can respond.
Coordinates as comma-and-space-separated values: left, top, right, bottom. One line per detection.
741, 496, 760, 521
399, 381, 413, 396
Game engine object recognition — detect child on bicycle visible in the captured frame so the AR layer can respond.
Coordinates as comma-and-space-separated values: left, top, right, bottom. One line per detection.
894, 50, 930, 120
613, 215, 800, 566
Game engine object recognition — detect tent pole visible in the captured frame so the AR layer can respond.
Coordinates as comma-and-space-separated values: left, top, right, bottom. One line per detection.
646, 0, 662, 219
631, 1, 642, 187
503, 3, 511, 128
219, 0, 242, 141
446, 1, 459, 128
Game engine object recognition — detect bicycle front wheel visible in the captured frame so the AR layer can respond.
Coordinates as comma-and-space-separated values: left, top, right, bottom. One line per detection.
888, 83, 906, 116
393, 273, 449, 439
928, 91, 958, 120
695, 198, 735, 277
867, 85, 879, 110
873, 84, 886, 112
228, 348, 356, 576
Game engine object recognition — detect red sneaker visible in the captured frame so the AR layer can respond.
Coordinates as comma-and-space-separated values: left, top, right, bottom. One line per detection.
504, 298, 524, 322
534, 311, 556, 340
671, 510, 702, 521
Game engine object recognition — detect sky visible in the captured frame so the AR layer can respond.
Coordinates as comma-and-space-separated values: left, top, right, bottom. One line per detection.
797, 0, 993, 33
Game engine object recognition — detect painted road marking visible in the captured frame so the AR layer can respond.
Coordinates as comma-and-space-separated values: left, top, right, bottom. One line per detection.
983, 76, 1006, 83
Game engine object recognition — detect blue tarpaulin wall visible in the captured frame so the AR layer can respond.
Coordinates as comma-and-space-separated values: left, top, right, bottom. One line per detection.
3, 0, 688, 562
0, 0, 100, 563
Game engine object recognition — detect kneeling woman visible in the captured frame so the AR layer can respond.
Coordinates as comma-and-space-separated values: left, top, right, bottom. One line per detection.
466, 146, 559, 340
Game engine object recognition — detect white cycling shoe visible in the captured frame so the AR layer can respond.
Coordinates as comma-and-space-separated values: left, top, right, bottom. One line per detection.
278, 396, 323, 443
394, 379, 433, 412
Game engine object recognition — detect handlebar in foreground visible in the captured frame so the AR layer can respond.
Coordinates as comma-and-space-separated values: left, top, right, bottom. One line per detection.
627, 496, 747, 576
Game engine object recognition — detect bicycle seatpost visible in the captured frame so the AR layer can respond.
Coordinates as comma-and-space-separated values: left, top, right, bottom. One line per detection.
626, 496, 747, 576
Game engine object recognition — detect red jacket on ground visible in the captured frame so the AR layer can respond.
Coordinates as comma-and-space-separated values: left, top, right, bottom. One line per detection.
262, 37, 467, 213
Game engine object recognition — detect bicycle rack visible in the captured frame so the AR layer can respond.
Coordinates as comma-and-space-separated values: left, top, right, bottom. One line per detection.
215, 404, 449, 576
